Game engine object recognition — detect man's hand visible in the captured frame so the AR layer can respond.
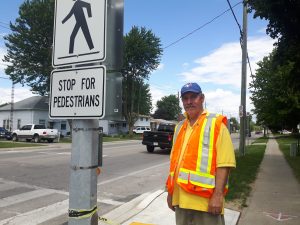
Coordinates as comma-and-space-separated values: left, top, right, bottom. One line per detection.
208, 191, 223, 214
167, 193, 175, 211
208, 167, 230, 215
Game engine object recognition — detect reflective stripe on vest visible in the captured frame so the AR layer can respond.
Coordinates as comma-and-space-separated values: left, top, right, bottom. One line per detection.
176, 113, 218, 188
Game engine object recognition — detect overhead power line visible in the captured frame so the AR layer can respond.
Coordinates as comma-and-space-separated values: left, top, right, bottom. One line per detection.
0, 21, 10, 26
0, 76, 10, 80
0, 24, 10, 30
164, 1, 243, 49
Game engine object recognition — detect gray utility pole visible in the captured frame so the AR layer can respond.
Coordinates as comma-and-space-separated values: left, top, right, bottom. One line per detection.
239, 2, 247, 156
68, 0, 124, 225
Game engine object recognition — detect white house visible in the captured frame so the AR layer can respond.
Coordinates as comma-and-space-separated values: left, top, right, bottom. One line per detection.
0, 96, 70, 136
0, 96, 151, 136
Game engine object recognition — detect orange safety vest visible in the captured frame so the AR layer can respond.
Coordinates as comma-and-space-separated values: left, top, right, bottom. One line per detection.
166, 112, 228, 198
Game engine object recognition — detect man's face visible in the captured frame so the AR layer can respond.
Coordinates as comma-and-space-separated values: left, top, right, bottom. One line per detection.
181, 92, 204, 119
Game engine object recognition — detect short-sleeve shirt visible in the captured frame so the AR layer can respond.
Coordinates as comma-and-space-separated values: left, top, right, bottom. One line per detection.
172, 113, 236, 213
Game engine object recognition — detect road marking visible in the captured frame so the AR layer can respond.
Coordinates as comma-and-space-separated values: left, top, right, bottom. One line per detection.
0, 178, 68, 196
0, 199, 69, 225
263, 212, 298, 221
0, 189, 58, 208
98, 161, 169, 186
98, 198, 124, 206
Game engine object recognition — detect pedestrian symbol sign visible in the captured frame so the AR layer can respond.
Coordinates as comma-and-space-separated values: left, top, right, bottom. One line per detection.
52, 0, 107, 67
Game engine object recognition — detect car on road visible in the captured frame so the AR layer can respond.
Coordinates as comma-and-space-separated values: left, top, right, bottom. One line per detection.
0, 127, 12, 140
133, 126, 151, 134
279, 129, 292, 134
12, 124, 59, 143
142, 123, 176, 153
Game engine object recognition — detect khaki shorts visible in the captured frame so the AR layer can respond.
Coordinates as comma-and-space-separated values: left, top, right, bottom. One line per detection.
175, 207, 225, 225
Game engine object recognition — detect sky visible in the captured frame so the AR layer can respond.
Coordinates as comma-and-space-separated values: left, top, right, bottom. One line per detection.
0, 0, 275, 120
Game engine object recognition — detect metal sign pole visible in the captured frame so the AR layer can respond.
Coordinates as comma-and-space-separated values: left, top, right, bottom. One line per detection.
69, 120, 99, 225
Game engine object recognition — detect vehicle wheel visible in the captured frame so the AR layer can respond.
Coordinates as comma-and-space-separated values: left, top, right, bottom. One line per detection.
12, 134, 18, 142
160, 147, 166, 150
33, 135, 40, 143
146, 145, 155, 153
47, 139, 54, 143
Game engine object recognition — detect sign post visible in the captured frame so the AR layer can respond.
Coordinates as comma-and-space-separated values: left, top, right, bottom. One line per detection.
50, 0, 124, 224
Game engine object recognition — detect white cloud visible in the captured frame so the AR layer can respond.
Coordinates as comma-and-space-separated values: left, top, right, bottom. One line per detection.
157, 63, 164, 70
182, 62, 189, 68
0, 87, 36, 105
179, 36, 275, 88
149, 85, 168, 113
203, 88, 254, 119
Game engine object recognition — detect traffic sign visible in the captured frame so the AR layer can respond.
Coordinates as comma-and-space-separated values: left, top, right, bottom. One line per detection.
52, 0, 107, 67
49, 66, 106, 118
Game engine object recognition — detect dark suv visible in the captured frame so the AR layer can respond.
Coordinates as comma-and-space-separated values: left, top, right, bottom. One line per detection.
0, 127, 12, 140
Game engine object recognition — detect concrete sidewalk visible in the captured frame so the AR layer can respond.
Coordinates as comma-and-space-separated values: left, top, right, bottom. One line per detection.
238, 136, 300, 224
99, 190, 240, 225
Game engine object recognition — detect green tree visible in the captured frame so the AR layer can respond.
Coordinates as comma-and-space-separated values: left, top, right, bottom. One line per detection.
250, 51, 297, 131
247, 0, 300, 131
122, 26, 162, 134
153, 94, 181, 120
3, 0, 54, 95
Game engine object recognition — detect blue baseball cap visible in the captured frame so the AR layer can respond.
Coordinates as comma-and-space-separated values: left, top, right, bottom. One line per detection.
181, 82, 202, 96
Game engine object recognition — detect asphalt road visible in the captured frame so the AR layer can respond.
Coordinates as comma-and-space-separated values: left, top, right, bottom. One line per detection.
0, 140, 170, 224
0, 133, 259, 224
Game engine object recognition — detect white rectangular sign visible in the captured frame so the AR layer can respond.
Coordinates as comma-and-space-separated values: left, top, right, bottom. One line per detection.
49, 66, 106, 119
52, 0, 107, 67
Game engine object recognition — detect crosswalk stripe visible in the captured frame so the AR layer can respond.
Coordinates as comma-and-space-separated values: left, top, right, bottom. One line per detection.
0, 199, 69, 225
98, 198, 124, 206
0, 189, 58, 208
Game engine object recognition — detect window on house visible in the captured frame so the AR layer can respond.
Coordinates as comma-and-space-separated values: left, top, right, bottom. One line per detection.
123, 123, 127, 128
39, 120, 46, 125
61, 123, 66, 130
140, 118, 143, 121
17, 119, 21, 129
146, 118, 149, 121
110, 124, 114, 128
3, 120, 6, 128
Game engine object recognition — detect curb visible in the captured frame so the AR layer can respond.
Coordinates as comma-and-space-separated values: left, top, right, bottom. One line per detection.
99, 189, 241, 225
99, 190, 164, 225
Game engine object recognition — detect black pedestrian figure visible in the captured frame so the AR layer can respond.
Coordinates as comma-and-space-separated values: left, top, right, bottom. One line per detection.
62, 0, 94, 54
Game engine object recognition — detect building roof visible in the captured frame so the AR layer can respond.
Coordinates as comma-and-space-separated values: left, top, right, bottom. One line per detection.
0, 96, 49, 111
150, 118, 177, 125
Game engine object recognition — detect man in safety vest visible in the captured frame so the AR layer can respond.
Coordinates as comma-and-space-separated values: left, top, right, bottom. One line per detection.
166, 82, 236, 225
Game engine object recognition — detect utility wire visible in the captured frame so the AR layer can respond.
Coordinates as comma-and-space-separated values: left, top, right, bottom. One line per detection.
226, 0, 253, 76
0, 24, 10, 30
164, 1, 243, 49
0, 20, 10, 25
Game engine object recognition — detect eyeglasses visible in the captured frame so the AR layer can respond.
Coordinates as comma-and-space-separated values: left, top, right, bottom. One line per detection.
181, 93, 201, 102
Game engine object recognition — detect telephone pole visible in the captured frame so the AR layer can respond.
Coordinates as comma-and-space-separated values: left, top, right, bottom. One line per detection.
239, 2, 247, 156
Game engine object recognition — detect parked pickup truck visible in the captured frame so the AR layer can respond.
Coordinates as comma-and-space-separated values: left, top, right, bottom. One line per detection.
12, 124, 59, 143
142, 123, 176, 153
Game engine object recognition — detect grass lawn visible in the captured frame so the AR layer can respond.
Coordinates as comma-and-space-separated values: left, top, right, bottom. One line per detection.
252, 136, 268, 144
0, 141, 44, 148
276, 135, 300, 183
226, 137, 267, 208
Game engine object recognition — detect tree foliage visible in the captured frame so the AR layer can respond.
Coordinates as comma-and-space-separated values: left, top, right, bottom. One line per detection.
4, 0, 54, 95
250, 51, 298, 130
122, 26, 162, 133
153, 95, 181, 120
247, 0, 300, 131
